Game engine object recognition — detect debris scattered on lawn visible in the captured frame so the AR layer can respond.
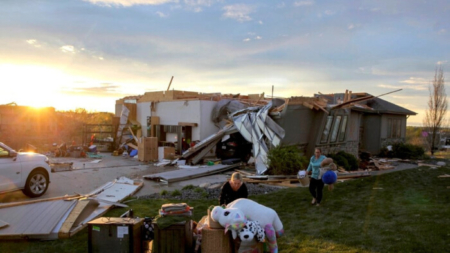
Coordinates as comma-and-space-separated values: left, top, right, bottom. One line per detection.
50, 162, 73, 172
0, 177, 142, 240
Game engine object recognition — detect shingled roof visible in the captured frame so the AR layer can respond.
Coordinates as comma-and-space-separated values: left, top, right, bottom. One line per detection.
354, 96, 417, 115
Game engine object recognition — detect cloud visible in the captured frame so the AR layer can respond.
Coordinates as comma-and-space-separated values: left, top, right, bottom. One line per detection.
277, 2, 285, 8
184, 0, 215, 6
243, 38, 251, 42
223, 4, 254, 22
293, 1, 314, 7
255, 36, 262, 40
26, 39, 42, 48
60, 45, 75, 54
438, 29, 446, 35
377, 77, 429, 91
258, 20, 263, 25
399, 77, 429, 85
61, 83, 125, 97
156, 11, 168, 17
26, 39, 37, 45
324, 10, 335, 15
84, 0, 178, 7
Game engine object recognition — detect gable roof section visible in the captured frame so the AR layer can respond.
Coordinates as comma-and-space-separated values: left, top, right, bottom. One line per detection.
355, 97, 417, 115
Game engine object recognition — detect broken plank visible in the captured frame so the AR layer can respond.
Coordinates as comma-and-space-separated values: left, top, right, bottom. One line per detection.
128, 126, 139, 143
0, 219, 9, 228
143, 164, 240, 183
302, 101, 314, 109
58, 199, 91, 238
312, 102, 329, 114
234, 169, 255, 176
127, 143, 138, 150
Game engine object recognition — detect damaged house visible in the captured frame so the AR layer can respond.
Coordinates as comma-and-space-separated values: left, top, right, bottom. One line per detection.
276, 92, 417, 157
116, 90, 416, 174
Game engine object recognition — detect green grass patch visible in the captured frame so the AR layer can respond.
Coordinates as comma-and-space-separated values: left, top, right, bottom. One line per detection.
2, 166, 450, 252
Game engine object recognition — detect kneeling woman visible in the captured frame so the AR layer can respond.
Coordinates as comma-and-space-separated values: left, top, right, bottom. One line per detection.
219, 172, 248, 206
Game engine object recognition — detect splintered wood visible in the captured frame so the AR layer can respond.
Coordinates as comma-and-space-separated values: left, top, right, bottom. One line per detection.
288, 96, 329, 113
369, 159, 395, 171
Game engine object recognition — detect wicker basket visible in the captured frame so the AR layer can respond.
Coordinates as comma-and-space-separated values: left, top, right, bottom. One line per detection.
201, 227, 232, 253
207, 206, 223, 229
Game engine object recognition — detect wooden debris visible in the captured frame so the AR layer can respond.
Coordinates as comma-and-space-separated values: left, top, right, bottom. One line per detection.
371, 159, 395, 170
438, 174, 450, 178
418, 163, 441, 168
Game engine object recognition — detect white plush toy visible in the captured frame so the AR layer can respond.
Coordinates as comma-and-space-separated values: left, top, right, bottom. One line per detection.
239, 220, 265, 242
211, 198, 284, 253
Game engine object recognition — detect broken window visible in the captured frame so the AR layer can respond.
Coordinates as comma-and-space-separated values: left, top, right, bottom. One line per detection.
338, 116, 348, 142
320, 116, 334, 143
330, 116, 342, 143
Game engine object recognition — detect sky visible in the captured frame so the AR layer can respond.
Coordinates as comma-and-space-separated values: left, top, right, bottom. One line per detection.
0, 0, 449, 126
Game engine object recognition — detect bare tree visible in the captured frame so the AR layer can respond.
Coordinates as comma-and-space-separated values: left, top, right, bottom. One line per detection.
423, 66, 447, 155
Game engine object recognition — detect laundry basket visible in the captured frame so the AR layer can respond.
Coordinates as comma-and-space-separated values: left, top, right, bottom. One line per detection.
297, 170, 310, 187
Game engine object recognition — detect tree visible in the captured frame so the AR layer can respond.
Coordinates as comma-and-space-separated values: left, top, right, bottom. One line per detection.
423, 66, 447, 155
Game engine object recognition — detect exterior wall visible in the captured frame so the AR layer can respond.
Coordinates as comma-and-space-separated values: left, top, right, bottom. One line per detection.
135, 100, 218, 141
347, 111, 361, 142
361, 114, 382, 154
380, 114, 407, 147
276, 105, 315, 147
146, 100, 217, 141
314, 109, 358, 157
199, 101, 220, 141
136, 102, 152, 137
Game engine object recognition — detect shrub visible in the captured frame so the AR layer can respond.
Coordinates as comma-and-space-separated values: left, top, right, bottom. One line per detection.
328, 151, 359, 171
182, 184, 196, 190
266, 145, 308, 175
392, 142, 425, 159
160, 190, 168, 196
171, 189, 182, 197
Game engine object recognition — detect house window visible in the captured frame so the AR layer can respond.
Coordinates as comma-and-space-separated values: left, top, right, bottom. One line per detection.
338, 116, 348, 142
320, 116, 333, 143
330, 116, 342, 143
387, 118, 402, 138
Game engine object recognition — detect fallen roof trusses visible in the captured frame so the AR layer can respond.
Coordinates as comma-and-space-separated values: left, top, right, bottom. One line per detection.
288, 96, 329, 114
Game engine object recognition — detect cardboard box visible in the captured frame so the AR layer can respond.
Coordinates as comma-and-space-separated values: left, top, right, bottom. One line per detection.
150, 116, 160, 125
163, 147, 175, 159
138, 137, 158, 162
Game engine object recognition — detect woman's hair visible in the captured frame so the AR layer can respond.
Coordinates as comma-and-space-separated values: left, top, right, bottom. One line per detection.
230, 172, 242, 181
321, 158, 333, 167
315, 147, 322, 153
328, 163, 337, 171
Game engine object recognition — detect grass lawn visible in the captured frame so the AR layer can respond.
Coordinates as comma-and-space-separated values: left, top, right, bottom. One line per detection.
2, 166, 450, 252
